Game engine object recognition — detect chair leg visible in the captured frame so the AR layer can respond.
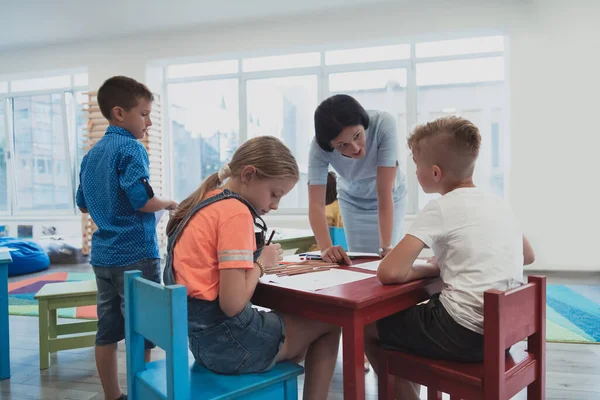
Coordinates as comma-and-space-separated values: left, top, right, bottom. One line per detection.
527, 379, 543, 400
38, 300, 50, 370
283, 377, 299, 400
427, 387, 442, 400
378, 358, 394, 400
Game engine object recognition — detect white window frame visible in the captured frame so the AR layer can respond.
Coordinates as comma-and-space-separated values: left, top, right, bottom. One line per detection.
0, 71, 88, 217
0, 96, 13, 216
163, 36, 506, 216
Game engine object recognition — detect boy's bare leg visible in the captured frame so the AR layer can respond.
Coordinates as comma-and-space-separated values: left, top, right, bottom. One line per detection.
364, 323, 421, 400
96, 344, 122, 400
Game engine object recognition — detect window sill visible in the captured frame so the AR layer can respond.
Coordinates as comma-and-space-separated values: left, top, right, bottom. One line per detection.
0, 214, 81, 221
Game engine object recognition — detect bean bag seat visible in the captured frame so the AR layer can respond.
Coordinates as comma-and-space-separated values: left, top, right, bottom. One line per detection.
0, 237, 50, 277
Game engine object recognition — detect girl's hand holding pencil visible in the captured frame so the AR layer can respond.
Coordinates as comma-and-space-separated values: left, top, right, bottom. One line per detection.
259, 242, 283, 268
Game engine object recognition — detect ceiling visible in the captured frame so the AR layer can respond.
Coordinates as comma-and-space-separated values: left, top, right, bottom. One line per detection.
0, 0, 399, 52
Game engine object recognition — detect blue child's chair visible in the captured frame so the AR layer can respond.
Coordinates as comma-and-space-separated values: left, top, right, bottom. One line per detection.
124, 270, 304, 400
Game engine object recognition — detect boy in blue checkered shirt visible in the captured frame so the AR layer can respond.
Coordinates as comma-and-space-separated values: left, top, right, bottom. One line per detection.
77, 76, 177, 400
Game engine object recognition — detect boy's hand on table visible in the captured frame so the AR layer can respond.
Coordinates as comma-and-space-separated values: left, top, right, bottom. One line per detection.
417, 256, 440, 276
418, 256, 437, 265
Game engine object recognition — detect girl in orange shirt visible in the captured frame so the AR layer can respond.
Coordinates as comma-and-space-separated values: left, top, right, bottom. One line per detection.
164, 136, 340, 400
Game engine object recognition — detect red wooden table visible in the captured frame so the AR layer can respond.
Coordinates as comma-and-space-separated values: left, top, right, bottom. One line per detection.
251, 259, 442, 400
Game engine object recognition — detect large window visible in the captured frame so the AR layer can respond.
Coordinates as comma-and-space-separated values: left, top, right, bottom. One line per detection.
166, 36, 507, 213
168, 79, 240, 202
246, 75, 318, 209
0, 72, 87, 215
0, 99, 8, 212
416, 42, 506, 209
328, 68, 408, 174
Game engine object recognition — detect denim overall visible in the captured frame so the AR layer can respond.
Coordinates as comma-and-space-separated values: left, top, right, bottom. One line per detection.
163, 189, 285, 374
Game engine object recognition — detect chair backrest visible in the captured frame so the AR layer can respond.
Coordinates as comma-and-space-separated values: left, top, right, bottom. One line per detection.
124, 270, 190, 400
483, 275, 546, 396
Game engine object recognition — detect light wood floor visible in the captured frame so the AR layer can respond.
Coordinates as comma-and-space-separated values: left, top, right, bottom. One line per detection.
2, 264, 599, 399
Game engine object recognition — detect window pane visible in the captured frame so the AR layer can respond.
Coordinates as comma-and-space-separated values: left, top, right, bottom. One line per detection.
416, 36, 504, 58
242, 52, 320, 72
417, 57, 504, 86
325, 45, 410, 65
167, 60, 238, 79
11, 75, 72, 92
0, 82, 7, 93
64, 91, 88, 188
491, 122, 500, 168
329, 69, 408, 173
246, 75, 318, 208
0, 100, 8, 212
12, 94, 74, 211
329, 68, 407, 92
74, 92, 88, 168
168, 79, 239, 202
73, 73, 89, 87
416, 65, 506, 209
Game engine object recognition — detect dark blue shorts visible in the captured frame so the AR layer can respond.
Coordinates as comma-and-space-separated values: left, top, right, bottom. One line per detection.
92, 258, 161, 348
188, 303, 285, 375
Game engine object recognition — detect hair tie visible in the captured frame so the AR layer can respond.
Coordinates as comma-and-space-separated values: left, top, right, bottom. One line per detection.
217, 164, 231, 182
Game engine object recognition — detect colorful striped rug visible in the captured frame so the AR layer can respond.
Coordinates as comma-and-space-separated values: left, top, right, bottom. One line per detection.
546, 284, 599, 344
8, 272, 97, 319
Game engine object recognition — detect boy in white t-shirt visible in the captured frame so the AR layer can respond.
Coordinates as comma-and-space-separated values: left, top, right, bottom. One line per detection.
364, 116, 536, 399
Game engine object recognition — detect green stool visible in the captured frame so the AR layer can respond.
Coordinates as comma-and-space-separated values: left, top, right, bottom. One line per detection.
34, 280, 98, 370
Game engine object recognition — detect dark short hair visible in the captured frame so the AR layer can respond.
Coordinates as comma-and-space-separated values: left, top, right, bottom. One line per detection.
314, 94, 370, 152
325, 171, 338, 205
97, 76, 154, 121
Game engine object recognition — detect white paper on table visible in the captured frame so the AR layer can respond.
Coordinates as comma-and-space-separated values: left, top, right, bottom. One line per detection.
155, 210, 167, 227
353, 260, 381, 271
347, 252, 379, 257
263, 269, 373, 292
354, 258, 430, 272
300, 251, 379, 258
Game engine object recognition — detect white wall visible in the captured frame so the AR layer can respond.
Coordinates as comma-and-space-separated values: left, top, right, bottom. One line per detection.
1, 0, 598, 271
509, 0, 600, 271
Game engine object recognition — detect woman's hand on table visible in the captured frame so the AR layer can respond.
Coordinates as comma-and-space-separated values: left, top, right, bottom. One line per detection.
321, 246, 352, 265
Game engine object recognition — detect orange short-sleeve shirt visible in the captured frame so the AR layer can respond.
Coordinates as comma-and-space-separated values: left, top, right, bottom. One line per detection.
173, 189, 256, 300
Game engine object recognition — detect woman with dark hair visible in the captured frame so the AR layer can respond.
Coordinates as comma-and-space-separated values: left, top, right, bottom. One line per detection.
308, 94, 408, 264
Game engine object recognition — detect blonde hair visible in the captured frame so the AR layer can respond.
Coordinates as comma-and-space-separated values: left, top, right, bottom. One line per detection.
167, 136, 299, 235
407, 116, 481, 179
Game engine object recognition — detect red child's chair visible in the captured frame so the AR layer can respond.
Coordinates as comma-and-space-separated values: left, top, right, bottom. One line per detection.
378, 275, 546, 400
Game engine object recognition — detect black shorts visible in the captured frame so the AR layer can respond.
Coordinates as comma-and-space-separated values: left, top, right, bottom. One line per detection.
376, 294, 484, 363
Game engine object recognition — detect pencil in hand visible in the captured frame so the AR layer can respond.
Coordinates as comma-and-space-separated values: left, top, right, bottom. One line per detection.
266, 230, 276, 245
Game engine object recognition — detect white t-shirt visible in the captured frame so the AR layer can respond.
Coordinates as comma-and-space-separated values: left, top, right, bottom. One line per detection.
408, 187, 524, 334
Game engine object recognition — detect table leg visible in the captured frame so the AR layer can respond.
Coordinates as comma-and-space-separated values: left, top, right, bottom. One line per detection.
39, 299, 50, 370
0, 265, 10, 380
49, 309, 57, 341
342, 317, 365, 400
